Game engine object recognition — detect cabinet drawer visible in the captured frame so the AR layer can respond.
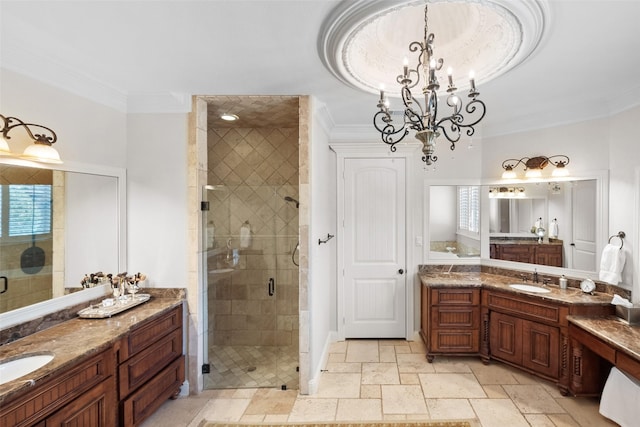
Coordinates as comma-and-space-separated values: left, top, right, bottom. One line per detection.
121, 355, 185, 427
431, 288, 480, 305
0, 349, 114, 427
119, 327, 183, 398
430, 330, 479, 353
487, 292, 563, 324
431, 306, 479, 328
120, 304, 182, 361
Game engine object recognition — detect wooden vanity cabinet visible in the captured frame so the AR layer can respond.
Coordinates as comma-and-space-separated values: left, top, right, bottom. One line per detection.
117, 303, 184, 427
484, 289, 568, 383
482, 289, 613, 394
0, 348, 116, 427
489, 310, 560, 379
421, 286, 481, 362
491, 242, 563, 267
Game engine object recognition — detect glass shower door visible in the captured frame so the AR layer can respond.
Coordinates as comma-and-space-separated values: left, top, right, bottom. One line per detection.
202, 183, 280, 389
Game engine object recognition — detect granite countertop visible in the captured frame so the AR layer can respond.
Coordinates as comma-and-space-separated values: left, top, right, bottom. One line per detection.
420, 271, 613, 306
567, 315, 640, 362
490, 239, 564, 246
0, 294, 184, 404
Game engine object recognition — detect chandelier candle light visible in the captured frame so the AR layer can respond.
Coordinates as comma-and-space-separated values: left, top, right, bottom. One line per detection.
373, 4, 487, 165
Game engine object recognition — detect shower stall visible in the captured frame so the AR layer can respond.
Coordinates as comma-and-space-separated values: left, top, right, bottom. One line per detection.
202, 100, 300, 390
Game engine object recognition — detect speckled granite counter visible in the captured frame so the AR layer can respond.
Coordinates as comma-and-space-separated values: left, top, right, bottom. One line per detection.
567, 315, 640, 362
419, 271, 614, 306
490, 239, 563, 246
0, 290, 184, 404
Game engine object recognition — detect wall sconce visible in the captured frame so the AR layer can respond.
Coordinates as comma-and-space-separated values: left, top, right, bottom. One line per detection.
0, 114, 62, 164
501, 155, 569, 179
489, 186, 526, 198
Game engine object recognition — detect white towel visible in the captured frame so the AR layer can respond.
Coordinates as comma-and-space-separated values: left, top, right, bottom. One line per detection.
240, 221, 251, 248
599, 243, 626, 284
600, 367, 640, 427
549, 219, 558, 238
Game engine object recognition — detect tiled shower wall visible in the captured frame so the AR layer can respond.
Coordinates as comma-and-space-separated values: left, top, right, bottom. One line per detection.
0, 166, 53, 313
206, 125, 299, 348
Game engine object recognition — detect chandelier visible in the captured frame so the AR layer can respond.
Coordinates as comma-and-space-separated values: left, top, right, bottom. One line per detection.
373, 4, 487, 165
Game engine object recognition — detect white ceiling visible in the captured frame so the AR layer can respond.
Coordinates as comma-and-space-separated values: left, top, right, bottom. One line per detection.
2, 0, 640, 138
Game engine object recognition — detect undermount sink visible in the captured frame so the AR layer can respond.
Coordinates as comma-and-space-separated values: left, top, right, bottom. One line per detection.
0, 353, 54, 385
509, 284, 551, 294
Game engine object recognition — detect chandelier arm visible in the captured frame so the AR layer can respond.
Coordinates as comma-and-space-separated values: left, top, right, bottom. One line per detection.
373, 111, 409, 151
1, 115, 58, 145
401, 87, 425, 131
446, 94, 462, 115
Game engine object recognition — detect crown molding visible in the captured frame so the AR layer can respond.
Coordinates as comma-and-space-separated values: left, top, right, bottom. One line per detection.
127, 92, 192, 114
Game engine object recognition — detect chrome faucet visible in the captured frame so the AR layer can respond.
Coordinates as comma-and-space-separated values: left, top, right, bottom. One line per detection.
533, 269, 539, 283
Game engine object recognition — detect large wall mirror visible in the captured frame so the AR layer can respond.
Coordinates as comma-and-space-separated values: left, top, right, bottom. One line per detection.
427, 174, 607, 275
0, 160, 126, 316
429, 185, 481, 260
487, 179, 600, 272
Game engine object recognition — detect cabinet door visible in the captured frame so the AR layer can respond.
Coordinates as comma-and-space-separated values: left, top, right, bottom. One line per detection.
490, 312, 522, 365
534, 246, 563, 267
499, 245, 533, 263
522, 320, 560, 379
46, 378, 115, 427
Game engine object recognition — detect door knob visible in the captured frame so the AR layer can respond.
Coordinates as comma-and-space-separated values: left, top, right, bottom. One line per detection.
398, 269, 404, 274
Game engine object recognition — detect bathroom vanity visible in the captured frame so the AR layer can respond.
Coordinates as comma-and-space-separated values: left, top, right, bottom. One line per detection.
420, 269, 615, 395
490, 239, 563, 267
0, 294, 184, 427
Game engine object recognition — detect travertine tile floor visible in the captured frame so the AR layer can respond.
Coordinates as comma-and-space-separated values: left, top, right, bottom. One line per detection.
142, 339, 618, 427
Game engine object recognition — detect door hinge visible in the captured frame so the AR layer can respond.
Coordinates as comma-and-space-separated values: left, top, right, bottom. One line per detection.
201, 201, 210, 211
202, 363, 211, 374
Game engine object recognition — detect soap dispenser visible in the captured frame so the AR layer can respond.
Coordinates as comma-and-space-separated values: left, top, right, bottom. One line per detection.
559, 275, 568, 290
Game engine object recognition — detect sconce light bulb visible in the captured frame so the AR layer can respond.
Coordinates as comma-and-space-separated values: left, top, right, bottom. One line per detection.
22, 143, 62, 164
525, 168, 542, 178
552, 166, 570, 177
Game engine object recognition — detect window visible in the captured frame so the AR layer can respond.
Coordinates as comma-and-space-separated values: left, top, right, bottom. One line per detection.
458, 186, 480, 234
0, 184, 52, 238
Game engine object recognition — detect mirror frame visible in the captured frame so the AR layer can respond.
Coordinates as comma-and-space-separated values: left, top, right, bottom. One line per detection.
481, 170, 609, 278
0, 157, 126, 328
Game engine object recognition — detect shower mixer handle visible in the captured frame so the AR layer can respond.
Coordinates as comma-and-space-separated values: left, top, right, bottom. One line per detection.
268, 277, 275, 296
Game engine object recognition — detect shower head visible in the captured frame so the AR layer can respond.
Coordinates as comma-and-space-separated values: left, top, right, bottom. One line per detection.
284, 196, 299, 208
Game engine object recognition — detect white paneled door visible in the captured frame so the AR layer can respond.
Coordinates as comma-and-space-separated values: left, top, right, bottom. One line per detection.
343, 158, 406, 338
571, 180, 597, 271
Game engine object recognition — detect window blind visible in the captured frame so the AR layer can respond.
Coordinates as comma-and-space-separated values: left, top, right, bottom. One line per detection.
7, 185, 52, 237
458, 186, 480, 234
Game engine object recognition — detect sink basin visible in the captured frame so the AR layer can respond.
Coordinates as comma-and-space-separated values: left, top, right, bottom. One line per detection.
0, 353, 54, 385
509, 284, 551, 294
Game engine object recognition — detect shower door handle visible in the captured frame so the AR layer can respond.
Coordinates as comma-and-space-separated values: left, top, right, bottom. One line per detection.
268, 278, 275, 296
0, 276, 7, 294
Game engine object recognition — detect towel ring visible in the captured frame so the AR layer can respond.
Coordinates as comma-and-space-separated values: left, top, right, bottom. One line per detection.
608, 231, 625, 249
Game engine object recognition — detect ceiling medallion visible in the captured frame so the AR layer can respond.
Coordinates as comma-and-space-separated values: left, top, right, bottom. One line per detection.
319, 0, 548, 165
320, 0, 548, 96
